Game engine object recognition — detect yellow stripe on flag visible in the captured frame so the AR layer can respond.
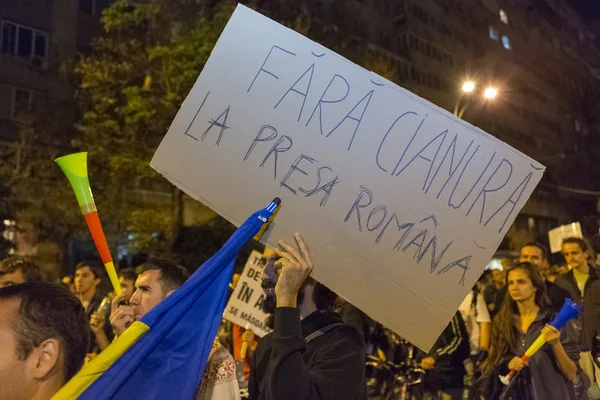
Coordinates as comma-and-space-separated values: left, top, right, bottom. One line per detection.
52, 321, 150, 400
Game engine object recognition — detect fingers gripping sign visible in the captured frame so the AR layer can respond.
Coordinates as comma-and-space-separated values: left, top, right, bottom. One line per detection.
274, 233, 314, 308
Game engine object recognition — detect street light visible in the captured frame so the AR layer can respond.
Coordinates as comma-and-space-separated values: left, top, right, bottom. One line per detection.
484, 87, 498, 99
454, 80, 475, 117
454, 82, 498, 119
462, 81, 475, 93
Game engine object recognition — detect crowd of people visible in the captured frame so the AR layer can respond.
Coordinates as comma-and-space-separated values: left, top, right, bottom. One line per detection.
1, 232, 600, 400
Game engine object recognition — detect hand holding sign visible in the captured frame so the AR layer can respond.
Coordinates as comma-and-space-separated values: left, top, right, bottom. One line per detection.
275, 233, 314, 308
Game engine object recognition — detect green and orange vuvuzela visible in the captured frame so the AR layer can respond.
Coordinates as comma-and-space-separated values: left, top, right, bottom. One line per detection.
55, 152, 122, 296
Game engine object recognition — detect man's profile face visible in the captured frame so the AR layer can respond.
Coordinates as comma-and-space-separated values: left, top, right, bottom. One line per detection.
519, 246, 548, 276
119, 277, 135, 303
0, 298, 30, 400
0, 271, 25, 288
74, 267, 100, 294
129, 270, 164, 320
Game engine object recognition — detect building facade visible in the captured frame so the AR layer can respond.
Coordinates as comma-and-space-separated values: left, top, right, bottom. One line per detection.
0, 0, 109, 265
2, 0, 599, 255
332, 0, 600, 251
0, 0, 107, 141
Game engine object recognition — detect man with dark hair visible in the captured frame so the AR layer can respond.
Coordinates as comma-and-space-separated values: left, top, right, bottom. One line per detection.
0, 256, 43, 288
483, 268, 505, 319
109, 258, 240, 400
555, 237, 600, 384
118, 267, 138, 303
249, 234, 367, 400
519, 241, 571, 312
74, 261, 103, 310
75, 261, 113, 354
0, 282, 90, 400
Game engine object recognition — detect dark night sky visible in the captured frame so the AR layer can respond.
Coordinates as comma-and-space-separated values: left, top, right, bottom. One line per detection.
568, 0, 600, 22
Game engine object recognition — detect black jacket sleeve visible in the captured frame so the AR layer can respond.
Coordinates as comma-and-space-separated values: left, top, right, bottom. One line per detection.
264, 307, 366, 400
429, 314, 466, 364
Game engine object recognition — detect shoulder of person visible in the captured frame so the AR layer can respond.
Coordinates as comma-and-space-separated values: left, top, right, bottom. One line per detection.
590, 267, 600, 280
253, 332, 273, 356
321, 323, 365, 348
198, 338, 238, 394
258, 331, 273, 343
554, 273, 573, 286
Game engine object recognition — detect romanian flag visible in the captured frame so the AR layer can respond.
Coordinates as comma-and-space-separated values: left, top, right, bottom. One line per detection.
53, 199, 280, 399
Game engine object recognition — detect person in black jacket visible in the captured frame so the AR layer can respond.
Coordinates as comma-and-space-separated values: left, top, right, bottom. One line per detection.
74, 261, 113, 354
248, 233, 367, 400
421, 312, 470, 400
482, 262, 579, 400
554, 237, 600, 384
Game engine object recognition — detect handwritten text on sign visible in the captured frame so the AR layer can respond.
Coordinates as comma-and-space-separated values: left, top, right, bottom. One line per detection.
223, 251, 272, 338
151, 5, 544, 351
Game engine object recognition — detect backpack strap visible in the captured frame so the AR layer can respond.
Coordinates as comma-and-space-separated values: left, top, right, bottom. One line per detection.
305, 323, 344, 343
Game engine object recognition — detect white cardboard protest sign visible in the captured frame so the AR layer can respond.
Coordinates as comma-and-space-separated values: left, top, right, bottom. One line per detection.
223, 250, 272, 337
548, 222, 583, 253
151, 5, 545, 350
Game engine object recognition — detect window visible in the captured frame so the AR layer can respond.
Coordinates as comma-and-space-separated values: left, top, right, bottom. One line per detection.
1, 21, 48, 65
411, 66, 418, 81
11, 87, 32, 119
502, 35, 511, 50
499, 9, 509, 24
377, 32, 390, 49
489, 26, 499, 41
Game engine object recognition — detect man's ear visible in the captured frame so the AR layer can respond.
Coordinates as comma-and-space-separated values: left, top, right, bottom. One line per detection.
27, 338, 61, 381
94, 277, 101, 287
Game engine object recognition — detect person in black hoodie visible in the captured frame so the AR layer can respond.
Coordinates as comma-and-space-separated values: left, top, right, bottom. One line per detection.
248, 233, 367, 400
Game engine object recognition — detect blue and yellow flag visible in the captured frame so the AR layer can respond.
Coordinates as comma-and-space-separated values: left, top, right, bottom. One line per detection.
53, 199, 280, 399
